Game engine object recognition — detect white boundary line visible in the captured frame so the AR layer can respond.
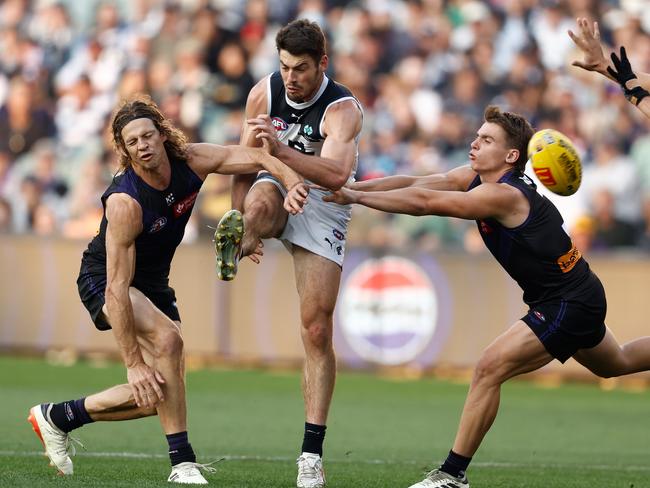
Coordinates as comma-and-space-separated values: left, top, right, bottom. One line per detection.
1, 450, 650, 472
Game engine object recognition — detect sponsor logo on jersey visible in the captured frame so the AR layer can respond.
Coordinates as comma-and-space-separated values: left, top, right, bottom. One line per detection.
557, 243, 582, 273
303, 124, 313, 136
339, 257, 439, 365
479, 220, 493, 234
149, 216, 167, 233
272, 117, 288, 131
165, 193, 175, 206
173, 191, 198, 218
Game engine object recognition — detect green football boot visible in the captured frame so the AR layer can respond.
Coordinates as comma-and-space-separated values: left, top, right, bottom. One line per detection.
213, 209, 244, 281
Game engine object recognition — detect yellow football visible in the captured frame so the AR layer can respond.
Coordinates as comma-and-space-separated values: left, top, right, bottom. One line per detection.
527, 129, 582, 196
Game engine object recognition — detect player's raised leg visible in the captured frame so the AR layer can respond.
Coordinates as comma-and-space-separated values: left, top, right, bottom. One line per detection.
215, 180, 287, 281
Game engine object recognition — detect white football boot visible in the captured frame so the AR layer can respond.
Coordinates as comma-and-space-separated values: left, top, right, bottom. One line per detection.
407, 468, 469, 488
168, 462, 216, 484
28, 404, 75, 475
296, 453, 325, 488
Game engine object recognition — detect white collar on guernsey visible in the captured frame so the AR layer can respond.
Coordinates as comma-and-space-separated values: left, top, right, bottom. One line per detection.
284, 75, 329, 110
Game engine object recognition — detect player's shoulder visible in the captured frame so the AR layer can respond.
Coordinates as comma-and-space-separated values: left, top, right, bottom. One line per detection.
246, 75, 271, 109
105, 192, 141, 218
329, 77, 356, 97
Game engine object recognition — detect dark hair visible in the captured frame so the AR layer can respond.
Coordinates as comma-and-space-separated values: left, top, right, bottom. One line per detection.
483, 105, 534, 172
275, 19, 326, 64
110, 95, 188, 170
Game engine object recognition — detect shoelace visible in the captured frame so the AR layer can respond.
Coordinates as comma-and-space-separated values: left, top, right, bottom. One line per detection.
426, 469, 462, 482
66, 434, 85, 456
49, 428, 84, 457
180, 459, 224, 475
47, 433, 84, 469
297, 456, 322, 480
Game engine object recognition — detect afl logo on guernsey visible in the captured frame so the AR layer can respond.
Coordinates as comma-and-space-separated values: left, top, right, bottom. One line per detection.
339, 257, 440, 365
149, 217, 167, 233
271, 117, 288, 131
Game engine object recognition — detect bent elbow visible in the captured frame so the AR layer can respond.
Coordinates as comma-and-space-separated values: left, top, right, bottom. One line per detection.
328, 174, 349, 191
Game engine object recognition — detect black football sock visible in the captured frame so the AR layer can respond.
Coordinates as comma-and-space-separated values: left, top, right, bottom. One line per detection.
301, 422, 326, 457
440, 449, 472, 478
47, 398, 95, 433
167, 431, 196, 466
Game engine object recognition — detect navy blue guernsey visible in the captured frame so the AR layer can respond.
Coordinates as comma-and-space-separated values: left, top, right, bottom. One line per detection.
80, 157, 203, 293
469, 171, 592, 305
267, 71, 360, 165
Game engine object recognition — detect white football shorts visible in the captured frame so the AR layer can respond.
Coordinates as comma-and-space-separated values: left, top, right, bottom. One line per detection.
251, 173, 351, 267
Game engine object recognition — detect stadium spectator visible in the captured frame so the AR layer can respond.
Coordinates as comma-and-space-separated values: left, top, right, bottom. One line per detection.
0, 76, 55, 159
589, 187, 639, 249
0, 3, 648, 252
0, 195, 11, 232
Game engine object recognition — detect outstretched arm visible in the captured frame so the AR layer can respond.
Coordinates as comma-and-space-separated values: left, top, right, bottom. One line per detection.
232, 78, 268, 211
187, 142, 302, 192
323, 181, 526, 223
349, 165, 476, 192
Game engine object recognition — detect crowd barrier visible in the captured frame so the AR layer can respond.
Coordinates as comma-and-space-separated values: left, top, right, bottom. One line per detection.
1, 235, 648, 384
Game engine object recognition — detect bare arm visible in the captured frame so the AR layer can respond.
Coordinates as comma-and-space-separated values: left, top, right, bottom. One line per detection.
350, 165, 476, 192
187, 142, 302, 191
569, 17, 650, 89
250, 99, 363, 190
323, 182, 527, 225
232, 78, 269, 211
104, 193, 164, 409
636, 97, 650, 119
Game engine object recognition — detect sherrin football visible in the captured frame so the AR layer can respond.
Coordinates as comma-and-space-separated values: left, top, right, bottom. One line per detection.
527, 129, 582, 196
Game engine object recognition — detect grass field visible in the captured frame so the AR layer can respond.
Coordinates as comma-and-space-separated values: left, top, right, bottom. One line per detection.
1, 356, 648, 487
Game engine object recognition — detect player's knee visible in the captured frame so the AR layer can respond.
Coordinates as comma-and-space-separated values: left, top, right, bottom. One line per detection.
472, 348, 505, 385
301, 320, 332, 352
155, 327, 184, 359
245, 197, 273, 222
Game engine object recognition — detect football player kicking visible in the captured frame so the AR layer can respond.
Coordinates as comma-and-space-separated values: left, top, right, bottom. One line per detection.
289, 105, 650, 487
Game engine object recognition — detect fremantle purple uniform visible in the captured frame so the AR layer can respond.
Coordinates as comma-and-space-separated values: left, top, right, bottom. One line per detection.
77, 157, 203, 330
469, 171, 606, 362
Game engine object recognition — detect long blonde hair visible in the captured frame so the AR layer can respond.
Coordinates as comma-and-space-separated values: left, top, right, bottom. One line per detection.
110, 95, 188, 170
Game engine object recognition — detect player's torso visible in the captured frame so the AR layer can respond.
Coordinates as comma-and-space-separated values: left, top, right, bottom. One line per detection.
83, 158, 203, 284
470, 171, 590, 303
267, 71, 359, 172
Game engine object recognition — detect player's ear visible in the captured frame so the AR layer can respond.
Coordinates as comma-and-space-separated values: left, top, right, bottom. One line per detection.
506, 149, 519, 164
320, 54, 328, 72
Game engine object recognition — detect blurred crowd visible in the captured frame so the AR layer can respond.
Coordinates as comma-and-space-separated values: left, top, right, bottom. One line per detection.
1, 0, 650, 255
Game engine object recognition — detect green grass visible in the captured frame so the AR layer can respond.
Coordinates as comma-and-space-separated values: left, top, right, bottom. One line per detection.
1, 356, 648, 487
